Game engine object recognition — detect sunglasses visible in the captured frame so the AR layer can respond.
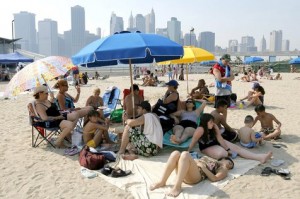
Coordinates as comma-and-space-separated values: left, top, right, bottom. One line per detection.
186, 100, 193, 104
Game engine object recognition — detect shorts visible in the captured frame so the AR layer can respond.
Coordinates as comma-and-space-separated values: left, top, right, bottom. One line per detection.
240, 141, 256, 148
177, 120, 197, 129
129, 127, 158, 157
72, 69, 79, 75
261, 128, 275, 135
35, 120, 62, 128
86, 139, 96, 148
214, 95, 231, 108
198, 140, 220, 151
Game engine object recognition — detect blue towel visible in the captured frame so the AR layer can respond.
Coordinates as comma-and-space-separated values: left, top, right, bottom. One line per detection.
215, 62, 231, 91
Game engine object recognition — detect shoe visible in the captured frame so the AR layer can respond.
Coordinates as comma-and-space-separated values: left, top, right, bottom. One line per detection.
261, 167, 273, 176
81, 168, 97, 179
111, 168, 131, 178
100, 165, 115, 176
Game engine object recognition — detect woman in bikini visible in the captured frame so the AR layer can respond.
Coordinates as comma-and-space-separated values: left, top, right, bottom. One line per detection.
85, 87, 105, 121
83, 110, 114, 148
150, 150, 234, 197
55, 79, 92, 118
170, 98, 206, 144
33, 85, 75, 148
187, 113, 272, 162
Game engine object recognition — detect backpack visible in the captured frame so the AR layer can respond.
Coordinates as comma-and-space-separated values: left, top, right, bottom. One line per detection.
79, 146, 106, 170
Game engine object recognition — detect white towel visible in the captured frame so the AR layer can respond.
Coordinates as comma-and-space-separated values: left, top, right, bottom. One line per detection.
143, 113, 163, 148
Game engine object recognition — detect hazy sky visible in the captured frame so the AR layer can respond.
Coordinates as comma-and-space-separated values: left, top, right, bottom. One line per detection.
1, 0, 299, 49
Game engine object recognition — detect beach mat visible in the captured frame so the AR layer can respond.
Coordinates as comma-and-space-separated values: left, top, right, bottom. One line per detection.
96, 148, 259, 199
163, 130, 192, 148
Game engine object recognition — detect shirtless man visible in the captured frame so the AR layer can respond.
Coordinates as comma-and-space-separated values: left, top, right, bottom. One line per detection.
189, 79, 209, 99
210, 99, 239, 142
123, 84, 144, 120
238, 115, 263, 148
253, 105, 282, 140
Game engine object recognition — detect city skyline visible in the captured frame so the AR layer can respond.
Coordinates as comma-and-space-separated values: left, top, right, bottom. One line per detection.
1, 0, 300, 50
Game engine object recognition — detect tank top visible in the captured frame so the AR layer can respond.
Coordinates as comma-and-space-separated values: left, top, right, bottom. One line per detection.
37, 102, 61, 117
181, 111, 198, 123
165, 91, 179, 111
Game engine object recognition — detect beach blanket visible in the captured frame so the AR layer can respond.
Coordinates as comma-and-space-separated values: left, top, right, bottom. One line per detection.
96, 148, 259, 199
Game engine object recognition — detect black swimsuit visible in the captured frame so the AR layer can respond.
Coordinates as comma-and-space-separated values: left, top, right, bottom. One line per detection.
36, 102, 63, 128
198, 132, 220, 151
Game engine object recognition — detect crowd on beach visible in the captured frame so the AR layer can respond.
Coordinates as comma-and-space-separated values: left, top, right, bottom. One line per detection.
30, 53, 286, 197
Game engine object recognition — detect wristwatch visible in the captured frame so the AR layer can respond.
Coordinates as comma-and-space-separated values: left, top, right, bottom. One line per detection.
226, 148, 230, 151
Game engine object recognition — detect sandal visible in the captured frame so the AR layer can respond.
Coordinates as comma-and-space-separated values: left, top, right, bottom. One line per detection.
111, 168, 131, 178
261, 167, 273, 176
100, 165, 115, 176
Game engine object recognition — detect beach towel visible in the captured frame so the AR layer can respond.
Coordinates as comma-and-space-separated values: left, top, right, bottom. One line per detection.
143, 113, 163, 148
96, 148, 260, 199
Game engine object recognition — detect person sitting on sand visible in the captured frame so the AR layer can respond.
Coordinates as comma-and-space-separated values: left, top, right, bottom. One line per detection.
83, 110, 114, 148
253, 105, 282, 140
189, 79, 210, 99
85, 87, 105, 121
33, 85, 75, 148
118, 101, 163, 160
123, 84, 144, 120
142, 70, 151, 84
274, 73, 282, 80
187, 113, 272, 162
150, 150, 234, 197
241, 72, 251, 82
55, 79, 92, 118
210, 100, 239, 142
240, 82, 265, 105
169, 99, 206, 144
238, 115, 263, 148
142, 73, 157, 86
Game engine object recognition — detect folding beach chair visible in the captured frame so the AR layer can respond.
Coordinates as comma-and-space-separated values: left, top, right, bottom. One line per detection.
163, 101, 203, 148
102, 87, 121, 118
28, 102, 61, 148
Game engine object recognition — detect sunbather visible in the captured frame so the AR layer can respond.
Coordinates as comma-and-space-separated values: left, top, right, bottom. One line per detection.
123, 84, 144, 120
187, 113, 272, 162
169, 99, 206, 144
85, 87, 105, 121
83, 110, 114, 148
55, 79, 92, 118
189, 79, 210, 99
33, 86, 74, 148
240, 84, 265, 107
150, 151, 234, 197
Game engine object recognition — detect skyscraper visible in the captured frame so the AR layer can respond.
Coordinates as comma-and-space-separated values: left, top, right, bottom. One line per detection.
135, 14, 145, 33
282, 40, 290, 51
110, 12, 124, 35
183, 33, 197, 46
228, 40, 238, 53
38, 19, 58, 56
128, 11, 134, 29
167, 17, 181, 44
13, 11, 37, 52
239, 36, 256, 52
260, 35, 267, 52
156, 28, 168, 38
145, 8, 155, 33
199, 31, 215, 52
71, 5, 85, 54
270, 30, 282, 52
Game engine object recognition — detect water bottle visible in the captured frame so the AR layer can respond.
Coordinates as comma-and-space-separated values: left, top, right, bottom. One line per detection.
239, 101, 244, 109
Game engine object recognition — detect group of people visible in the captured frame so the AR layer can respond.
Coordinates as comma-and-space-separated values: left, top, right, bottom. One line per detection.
31, 53, 282, 197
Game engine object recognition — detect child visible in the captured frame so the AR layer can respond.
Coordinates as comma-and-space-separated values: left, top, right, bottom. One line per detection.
253, 105, 282, 140
238, 115, 263, 148
83, 110, 114, 148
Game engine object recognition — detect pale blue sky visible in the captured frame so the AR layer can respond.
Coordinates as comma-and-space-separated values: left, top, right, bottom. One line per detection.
1, 0, 299, 49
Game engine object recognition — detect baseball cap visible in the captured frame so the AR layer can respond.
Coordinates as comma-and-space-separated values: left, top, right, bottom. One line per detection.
221, 54, 231, 61
33, 85, 48, 95
166, 80, 179, 87
137, 101, 151, 112
252, 82, 260, 89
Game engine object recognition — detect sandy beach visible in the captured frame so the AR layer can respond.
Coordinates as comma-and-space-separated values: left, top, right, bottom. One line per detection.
0, 72, 299, 198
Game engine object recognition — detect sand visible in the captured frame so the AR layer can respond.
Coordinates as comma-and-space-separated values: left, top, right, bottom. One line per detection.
0, 72, 299, 198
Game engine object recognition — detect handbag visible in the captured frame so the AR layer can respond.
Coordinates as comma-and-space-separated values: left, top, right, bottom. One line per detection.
79, 146, 106, 170
152, 99, 177, 116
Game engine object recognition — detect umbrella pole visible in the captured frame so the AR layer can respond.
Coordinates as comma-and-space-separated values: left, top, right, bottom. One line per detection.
129, 59, 135, 119
186, 64, 189, 94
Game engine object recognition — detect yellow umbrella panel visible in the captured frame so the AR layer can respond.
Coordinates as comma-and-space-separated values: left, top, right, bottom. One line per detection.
169, 46, 215, 64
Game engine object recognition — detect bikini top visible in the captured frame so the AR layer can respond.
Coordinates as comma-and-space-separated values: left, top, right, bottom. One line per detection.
198, 156, 220, 175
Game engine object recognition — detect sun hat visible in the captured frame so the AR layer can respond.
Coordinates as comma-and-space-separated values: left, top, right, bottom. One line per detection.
252, 82, 260, 89
137, 101, 151, 112
221, 54, 231, 61
166, 80, 179, 87
33, 85, 48, 95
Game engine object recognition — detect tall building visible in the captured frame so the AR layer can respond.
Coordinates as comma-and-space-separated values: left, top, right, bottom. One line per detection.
228, 40, 238, 53
270, 30, 282, 52
110, 12, 124, 35
145, 8, 155, 33
13, 11, 37, 52
63, 30, 72, 57
199, 31, 215, 52
128, 11, 134, 29
183, 33, 197, 46
38, 19, 58, 56
282, 40, 290, 51
135, 14, 145, 33
96, 28, 101, 38
156, 28, 168, 38
167, 17, 181, 44
71, 5, 86, 55
239, 36, 256, 52
260, 35, 267, 52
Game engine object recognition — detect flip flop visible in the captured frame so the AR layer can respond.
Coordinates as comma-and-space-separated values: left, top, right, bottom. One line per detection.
261, 167, 273, 176
64, 146, 80, 156
271, 159, 285, 167
111, 169, 131, 178
100, 165, 115, 176
81, 168, 98, 179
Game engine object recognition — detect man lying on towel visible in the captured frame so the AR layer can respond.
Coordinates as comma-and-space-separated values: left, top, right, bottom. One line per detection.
118, 101, 163, 160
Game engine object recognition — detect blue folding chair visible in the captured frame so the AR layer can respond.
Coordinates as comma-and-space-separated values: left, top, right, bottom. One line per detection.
102, 87, 121, 118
